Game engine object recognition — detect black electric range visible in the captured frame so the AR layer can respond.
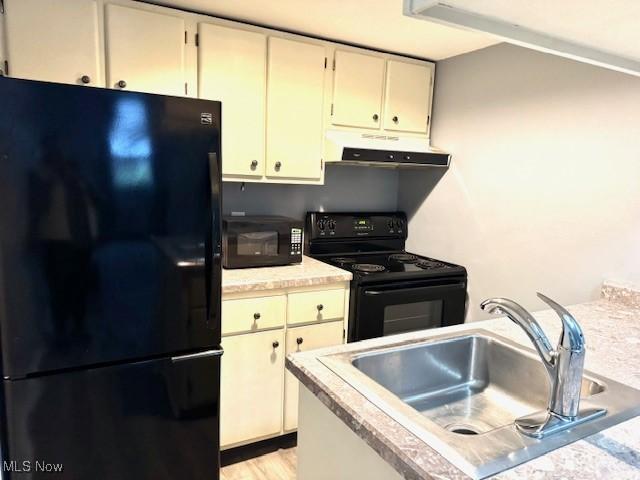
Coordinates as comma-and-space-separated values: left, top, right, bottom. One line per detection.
306, 212, 467, 342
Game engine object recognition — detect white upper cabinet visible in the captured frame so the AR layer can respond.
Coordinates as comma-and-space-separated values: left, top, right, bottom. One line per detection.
2, 0, 437, 183
4, 0, 102, 86
105, 4, 186, 96
383, 60, 433, 134
266, 37, 325, 181
331, 50, 385, 130
198, 24, 266, 179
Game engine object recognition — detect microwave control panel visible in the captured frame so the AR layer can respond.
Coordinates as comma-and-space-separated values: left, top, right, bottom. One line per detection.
290, 228, 303, 255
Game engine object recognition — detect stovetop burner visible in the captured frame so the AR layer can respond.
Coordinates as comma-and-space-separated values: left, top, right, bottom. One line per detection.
352, 263, 386, 273
415, 259, 448, 270
389, 253, 418, 263
331, 257, 356, 264
322, 253, 462, 277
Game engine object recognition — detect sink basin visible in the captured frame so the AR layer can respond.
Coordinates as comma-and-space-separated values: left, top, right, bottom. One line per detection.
320, 329, 640, 479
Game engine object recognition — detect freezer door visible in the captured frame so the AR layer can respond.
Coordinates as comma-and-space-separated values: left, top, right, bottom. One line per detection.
0, 77, 222, 377
2, 350, 222, 480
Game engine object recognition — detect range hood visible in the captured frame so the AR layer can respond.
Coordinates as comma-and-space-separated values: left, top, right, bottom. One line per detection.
324, 130, 450, 168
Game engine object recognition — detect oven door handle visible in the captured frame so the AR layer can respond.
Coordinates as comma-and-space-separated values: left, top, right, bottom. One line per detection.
364, 282, 466, 296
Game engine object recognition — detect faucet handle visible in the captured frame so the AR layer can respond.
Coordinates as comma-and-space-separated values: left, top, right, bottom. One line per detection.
536, 293, 585, 351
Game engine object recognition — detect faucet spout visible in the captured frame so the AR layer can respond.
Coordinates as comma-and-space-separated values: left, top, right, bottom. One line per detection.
480, 297, 555, 372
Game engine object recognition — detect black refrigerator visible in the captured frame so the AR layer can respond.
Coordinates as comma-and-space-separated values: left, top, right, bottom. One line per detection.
0, 77, 223, 479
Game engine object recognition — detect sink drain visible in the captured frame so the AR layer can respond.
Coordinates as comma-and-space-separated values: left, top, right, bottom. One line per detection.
445, 423, 480, 435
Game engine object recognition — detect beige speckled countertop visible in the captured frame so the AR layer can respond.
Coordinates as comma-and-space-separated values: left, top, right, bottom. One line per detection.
222, 255, 352, 294
287, 284, 640, 479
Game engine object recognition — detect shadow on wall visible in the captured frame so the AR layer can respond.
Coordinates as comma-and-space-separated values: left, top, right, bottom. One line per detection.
398, 43, 640, 321
396, 168, 448, 221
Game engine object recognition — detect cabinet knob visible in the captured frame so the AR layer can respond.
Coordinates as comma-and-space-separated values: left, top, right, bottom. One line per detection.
250, 160, 258, 169
81, 75, 91, 84
272, 340, 280, 349
317, 304, 324, 312
392, 116, 399, 123
117, 80, 127, 89
274, 161, 282, 171
372, 114, 379, 121
296, 337, 304, 345
253, 312, 261, 320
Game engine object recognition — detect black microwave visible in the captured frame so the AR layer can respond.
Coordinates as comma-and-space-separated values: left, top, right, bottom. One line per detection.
222, 216, 303, 269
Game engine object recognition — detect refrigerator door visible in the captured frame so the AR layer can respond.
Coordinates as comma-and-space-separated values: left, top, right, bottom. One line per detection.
2, 349, 222, 480
0, 78, 222, 378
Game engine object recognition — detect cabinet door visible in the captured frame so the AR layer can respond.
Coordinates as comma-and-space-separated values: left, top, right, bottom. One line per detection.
105, 4, 186, 96
4, 0, 101, 86
284, 321, 344, 431
383, 60, 433, 134
220, 329, 284, 447
266, 37, 325, 181
198, 24, 266, 179
331, 50, 385, 129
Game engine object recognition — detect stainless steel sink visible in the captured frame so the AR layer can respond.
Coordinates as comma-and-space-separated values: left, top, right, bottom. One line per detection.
319, 329, 640, 479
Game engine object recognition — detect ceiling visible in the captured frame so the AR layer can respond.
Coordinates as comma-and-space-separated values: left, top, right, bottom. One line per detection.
147, 0, 499, 60
428, 0, 640, 62
407, 0, 640, 75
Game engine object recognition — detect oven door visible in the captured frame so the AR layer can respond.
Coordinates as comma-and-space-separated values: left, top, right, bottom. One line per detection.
351, 277, 466, 341
223, 222, 294, 268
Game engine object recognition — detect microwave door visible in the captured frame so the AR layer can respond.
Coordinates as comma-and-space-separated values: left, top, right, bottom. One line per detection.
354, 280, 466, 341
237, 231, 279, 256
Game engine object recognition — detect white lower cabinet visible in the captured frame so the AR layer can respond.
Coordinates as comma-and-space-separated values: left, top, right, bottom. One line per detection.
220, 329, 285, 448
284, 321, 344, 431
220, 284, 347, 447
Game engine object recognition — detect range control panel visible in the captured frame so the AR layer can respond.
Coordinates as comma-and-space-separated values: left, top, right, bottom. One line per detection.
290, 227, 303, 255
306, 212, 407, 240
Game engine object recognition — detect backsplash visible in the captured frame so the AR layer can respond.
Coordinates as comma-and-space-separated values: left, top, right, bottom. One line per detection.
222, 165, 399, 220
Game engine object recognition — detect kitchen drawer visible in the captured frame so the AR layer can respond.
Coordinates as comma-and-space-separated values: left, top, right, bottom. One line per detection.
287, 289, 345, 325
222, 295, 286, 336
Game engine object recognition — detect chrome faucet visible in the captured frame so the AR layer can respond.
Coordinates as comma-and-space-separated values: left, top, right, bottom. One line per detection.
481, 293, 605, 438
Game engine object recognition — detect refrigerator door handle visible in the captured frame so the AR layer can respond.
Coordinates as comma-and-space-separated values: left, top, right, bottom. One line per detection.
171, 348, 224, 363
206, 151, 222, 331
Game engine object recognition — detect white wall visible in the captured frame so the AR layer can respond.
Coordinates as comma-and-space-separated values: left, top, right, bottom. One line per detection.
399, 43, 640, 321
223, 165, 398, 219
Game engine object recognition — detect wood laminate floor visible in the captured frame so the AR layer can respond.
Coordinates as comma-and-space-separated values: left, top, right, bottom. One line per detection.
220, 447, 297, 480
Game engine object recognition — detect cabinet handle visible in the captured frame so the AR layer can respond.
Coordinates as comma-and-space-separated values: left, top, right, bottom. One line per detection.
81, 75, 91, 84
392, 116, 399, 123
272, 340, 280, 349
372, 114, 379, 121
296, 337, 304, 345
117, 80, 127, 89
317, 304, 324, 312
274, 161, 282, 171
253, 312, 261, 320
251, 160, 258, 169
